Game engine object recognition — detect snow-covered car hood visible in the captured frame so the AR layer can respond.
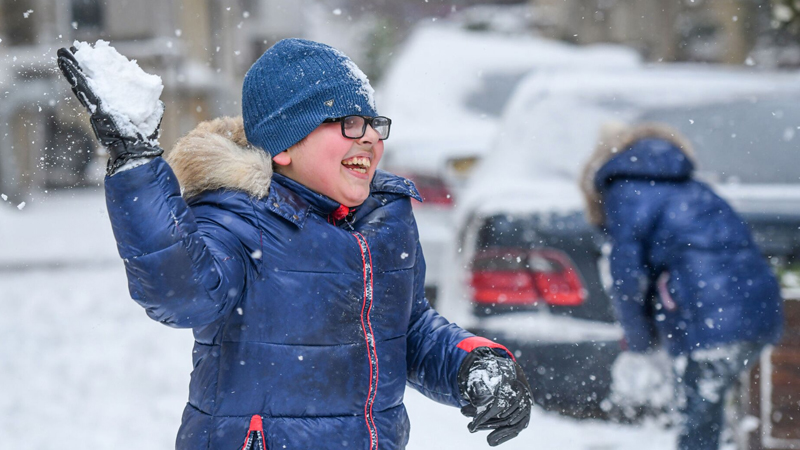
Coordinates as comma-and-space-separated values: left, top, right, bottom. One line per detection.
377, 23, 640, 173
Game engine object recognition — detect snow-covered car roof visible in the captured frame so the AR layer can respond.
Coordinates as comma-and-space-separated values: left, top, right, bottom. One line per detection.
458, 65, 800, 219
377, 23, 641, 174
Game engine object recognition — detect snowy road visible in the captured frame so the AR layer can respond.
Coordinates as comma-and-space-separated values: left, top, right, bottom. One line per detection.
0, 189, 676, 449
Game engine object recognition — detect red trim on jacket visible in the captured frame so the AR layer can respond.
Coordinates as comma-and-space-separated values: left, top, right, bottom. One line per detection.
354, 232, 379, 450
457, 336, 516, 361
363, 234, 380, 450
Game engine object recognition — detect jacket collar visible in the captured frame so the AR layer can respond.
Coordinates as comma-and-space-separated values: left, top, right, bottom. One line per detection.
267, 173, 337, 228
267, 170, 423, 228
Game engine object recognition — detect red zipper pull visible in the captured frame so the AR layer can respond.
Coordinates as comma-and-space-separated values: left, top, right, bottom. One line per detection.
241, 415, 267, 450
331, 204, 350, 221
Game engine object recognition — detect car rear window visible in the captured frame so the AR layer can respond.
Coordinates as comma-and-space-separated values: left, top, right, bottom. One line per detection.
639, 99, 800, 184
464, 71, 528, 117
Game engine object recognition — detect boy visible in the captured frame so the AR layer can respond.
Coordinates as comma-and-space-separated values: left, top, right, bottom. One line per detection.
57, 39, 531, 449
581, 122, 783, 450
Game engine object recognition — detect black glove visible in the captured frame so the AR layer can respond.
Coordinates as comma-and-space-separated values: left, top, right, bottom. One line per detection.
56, 47, 164, 175
458, 347, 532, 446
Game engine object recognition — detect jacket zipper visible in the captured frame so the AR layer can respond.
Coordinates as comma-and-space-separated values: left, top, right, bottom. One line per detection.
353, 232, 379, 450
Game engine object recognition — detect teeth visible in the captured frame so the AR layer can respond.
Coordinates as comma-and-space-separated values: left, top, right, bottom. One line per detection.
342, 156, 371, 170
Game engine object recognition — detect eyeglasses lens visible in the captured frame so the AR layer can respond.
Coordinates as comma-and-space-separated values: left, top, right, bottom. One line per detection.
342, 116, 365, 138
372, 117, 390, 140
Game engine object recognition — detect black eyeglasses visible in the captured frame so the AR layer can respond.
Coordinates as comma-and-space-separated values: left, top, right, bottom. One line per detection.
323, 115, 392, 140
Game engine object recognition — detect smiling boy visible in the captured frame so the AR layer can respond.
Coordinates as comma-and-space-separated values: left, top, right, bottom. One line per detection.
272, 114, 389, 207
57, 39, 531, 450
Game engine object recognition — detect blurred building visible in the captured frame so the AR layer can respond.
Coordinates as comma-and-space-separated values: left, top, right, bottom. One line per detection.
0, 0, 305, 199
532, 0, 770, 64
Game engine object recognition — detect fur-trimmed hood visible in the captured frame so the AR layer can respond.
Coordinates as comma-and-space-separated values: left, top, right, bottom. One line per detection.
165, 116, 273, 200
580, 122, 696, 226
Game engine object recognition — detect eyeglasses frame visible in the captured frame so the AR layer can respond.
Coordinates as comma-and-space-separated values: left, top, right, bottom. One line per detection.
322, 115, 392, 140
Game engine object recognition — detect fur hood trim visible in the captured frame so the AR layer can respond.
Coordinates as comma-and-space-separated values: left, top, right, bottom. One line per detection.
165, 116, 273, 200
580, 122, 696, 226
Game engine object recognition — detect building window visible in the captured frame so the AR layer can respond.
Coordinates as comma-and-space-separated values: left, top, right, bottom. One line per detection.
2, 0, 37, 45
71, 0, 103, 30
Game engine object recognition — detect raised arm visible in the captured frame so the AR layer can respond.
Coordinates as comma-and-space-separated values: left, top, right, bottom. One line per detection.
105, 159, 253, 328
58, 47, 253, 328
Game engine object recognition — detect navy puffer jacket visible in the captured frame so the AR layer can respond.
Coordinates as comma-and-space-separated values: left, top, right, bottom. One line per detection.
104, 117, 506, 450
583, 125, 782, 356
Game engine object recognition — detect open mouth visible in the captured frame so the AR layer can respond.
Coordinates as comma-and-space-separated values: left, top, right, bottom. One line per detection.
341, 156, 371, 174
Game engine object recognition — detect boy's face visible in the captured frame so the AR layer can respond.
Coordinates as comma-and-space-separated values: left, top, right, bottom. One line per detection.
273, 121, 384, 207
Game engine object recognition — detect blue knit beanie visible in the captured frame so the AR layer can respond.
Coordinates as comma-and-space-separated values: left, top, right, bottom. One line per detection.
242, 39, 378, 158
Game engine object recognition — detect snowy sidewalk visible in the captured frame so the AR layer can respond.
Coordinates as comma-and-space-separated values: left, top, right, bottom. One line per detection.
0, 189, 676, 449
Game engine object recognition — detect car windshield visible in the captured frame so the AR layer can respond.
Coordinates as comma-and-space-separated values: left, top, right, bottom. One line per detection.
639, 99, 800, 184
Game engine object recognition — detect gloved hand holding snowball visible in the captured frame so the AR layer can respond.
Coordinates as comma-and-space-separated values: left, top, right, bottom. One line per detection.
458, 347, 533, 446
57, 41, 165, 175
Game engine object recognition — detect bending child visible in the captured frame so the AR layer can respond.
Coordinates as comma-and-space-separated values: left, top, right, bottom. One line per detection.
581, 122, 783, 450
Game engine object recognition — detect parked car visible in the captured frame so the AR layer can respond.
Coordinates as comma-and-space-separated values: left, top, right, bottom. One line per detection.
437, 65, 800, 418
378, 22, 640, 302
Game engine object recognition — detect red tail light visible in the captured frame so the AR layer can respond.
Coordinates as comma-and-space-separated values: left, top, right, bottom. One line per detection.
529, 249, 586, 306
471, 270, 537, 304
470, 248, 586, 308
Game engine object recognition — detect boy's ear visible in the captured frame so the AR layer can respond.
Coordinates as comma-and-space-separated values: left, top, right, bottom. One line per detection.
273, 151, 291, 166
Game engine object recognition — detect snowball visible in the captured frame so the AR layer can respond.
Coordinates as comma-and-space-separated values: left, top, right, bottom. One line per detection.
72, 40, 164, 139
468, 359, 503, 392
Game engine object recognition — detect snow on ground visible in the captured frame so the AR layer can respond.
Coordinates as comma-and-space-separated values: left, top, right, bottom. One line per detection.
0, 188, 676, 449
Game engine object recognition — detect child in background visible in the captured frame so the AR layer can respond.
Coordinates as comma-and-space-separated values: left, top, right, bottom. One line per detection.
57, 39, 531, 449
581, 122, 783, 450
